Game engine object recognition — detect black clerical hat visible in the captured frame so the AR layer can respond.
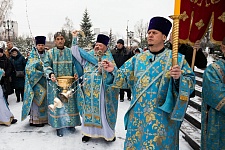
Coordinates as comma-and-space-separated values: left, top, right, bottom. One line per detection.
96, 34, 109, 46
148, 16, 172, 37
35, 36, 46, 45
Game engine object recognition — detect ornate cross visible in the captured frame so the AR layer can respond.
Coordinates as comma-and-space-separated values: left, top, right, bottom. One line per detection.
94, 50, 105, 74
95, 50, 104, 62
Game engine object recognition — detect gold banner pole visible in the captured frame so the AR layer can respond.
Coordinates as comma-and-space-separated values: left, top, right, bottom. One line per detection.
170, 0, 181, 66
170, 15, 180, 66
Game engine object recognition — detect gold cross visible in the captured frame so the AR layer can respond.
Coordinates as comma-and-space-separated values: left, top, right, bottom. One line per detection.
94, 50, 104, 62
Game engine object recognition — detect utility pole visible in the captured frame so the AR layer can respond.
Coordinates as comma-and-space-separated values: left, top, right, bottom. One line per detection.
109, 28, 113, 49
128, 31, 134, 50
126, 20, 129, 48
140, 32, 143, 48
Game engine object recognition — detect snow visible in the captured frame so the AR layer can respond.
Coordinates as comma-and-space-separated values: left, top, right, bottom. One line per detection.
0, 94, 193, 150
180, 120, 201, 146
195, 76, 203, 82
191, 96, 202, 105
195, 84, 202, 93
186, 105, 201, 122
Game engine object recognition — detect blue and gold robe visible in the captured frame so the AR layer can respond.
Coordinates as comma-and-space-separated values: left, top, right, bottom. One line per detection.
112, 49, 195, 150
44, 46, 81, 128
22, 48, 48, 124
71, 43, 119, 140
201, 58, 225, 150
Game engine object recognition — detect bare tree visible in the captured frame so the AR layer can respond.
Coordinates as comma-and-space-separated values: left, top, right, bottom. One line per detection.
62, 17, 74, 32
47, 32, 53, 42
0, 0, 13, 26
134, 20, 148, 48
134, 19, 144, 38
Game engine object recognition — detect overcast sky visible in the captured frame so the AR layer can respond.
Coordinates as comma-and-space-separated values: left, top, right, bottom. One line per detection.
9, 0, 175, 39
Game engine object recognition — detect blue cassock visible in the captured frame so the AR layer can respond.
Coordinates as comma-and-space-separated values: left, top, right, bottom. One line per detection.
43, 45, 81, 128
22, 48, 48, 123
70, 37, 119, 140
112, 49, 195, 150
201, 58, 225, 150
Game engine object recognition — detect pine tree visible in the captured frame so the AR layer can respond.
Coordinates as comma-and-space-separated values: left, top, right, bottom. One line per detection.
108, 29, 116, 50
78, 9, 95, 49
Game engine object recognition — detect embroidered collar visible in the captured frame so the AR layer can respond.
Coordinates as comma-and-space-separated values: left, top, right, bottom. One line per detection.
149, 47, 165, 55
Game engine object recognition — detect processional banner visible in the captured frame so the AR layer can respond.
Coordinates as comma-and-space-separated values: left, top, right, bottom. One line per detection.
179, 0, 225, 45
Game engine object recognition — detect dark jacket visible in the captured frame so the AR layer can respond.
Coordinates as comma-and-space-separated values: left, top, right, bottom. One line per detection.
166, 42, 207, 98
166, 42, 207, 69
0, 54, 14, 95
178, 44, 207, 69
9, 50, 26, 89
111, 46, 134, 68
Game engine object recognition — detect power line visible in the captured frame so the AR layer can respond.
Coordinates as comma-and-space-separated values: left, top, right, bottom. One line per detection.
25, 0, 33, 40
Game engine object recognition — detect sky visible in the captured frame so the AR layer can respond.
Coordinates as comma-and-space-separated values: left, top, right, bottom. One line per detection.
9, 0, 175, 39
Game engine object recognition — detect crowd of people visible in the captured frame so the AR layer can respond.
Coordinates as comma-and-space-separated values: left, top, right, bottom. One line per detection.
0, 16, 224, 150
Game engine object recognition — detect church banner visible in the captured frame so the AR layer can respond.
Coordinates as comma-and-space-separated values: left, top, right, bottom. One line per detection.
179, 0, 225, 45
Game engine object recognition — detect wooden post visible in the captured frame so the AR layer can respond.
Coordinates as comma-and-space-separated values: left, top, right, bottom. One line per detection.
191, 48, 197, 69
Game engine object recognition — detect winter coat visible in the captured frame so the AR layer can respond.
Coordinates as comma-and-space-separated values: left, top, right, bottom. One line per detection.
111, 46, 134, 68
178, 44, 207, 69
9, 50, 26, 89
166, 42, 207, 69
166, 42, 207, 98
0, 54, 14, 95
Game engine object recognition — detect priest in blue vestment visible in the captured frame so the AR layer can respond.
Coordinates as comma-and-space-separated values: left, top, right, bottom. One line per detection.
102, 16, 195, 150
70, 33, 119, 143
201, 37, 225, 150
43, 32, 81, 137
22, 36, 48, 127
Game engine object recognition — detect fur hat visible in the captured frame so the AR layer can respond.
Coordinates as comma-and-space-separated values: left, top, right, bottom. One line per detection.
96, 34, 109, 46
148, 16, 172, 37
35, 36, 46, 45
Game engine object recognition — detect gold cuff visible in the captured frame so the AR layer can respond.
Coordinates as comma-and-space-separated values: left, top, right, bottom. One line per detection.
216, 97, 225, 111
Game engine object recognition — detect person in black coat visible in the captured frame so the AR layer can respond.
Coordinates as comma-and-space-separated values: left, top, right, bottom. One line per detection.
0, 48, 14, 105
166, 35, 207, 97
9, 48, 26, 102
111, 39, 134, 102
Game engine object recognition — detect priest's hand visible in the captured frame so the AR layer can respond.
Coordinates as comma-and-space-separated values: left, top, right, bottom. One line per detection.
102, 60, 115, 72
74, 74, 78, 80
193, 40, 201, 51
72, 30, 80, 37
170, 65, 181, 79
50, 73, 57, 82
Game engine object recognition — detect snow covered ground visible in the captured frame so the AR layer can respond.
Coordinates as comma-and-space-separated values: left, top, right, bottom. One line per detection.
0, 94, 193, 150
